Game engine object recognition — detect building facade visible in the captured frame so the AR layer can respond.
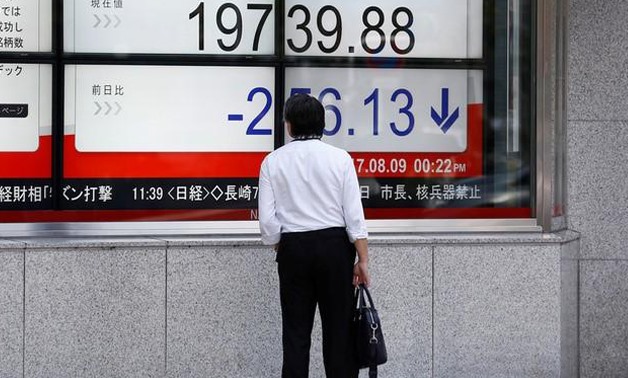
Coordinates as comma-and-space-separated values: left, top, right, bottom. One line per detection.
0, 0, 626, 376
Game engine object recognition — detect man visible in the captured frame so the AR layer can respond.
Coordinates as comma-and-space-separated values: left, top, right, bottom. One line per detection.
258, 93, 370, 378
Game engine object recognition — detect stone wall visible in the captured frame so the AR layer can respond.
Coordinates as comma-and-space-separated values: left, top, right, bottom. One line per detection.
568, 0, 628, 376
0, 234, 577, 377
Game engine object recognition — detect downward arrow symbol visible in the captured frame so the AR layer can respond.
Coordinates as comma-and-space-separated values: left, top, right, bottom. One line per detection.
430, 88, 460, 134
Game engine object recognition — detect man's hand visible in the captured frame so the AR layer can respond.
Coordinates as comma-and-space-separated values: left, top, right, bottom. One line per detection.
353, 261, 370, 287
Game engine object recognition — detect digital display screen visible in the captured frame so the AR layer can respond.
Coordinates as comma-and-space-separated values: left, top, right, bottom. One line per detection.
284, 0, 483, 58
286, 68, 479, 154
68, 65, 274, 152
286, 67, 486, 217
0, 1, 533, 223
0, 0, 52, 52
62, 65, 274, 214
0, 63, 52, 211
64, 0, 275, 54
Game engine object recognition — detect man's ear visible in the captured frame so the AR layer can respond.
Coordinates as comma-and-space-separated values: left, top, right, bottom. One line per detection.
286, 121, 294, 138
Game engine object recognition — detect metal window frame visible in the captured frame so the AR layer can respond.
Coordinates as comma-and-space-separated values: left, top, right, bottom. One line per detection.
535, 0, 568, 232
0, 219, 540, 238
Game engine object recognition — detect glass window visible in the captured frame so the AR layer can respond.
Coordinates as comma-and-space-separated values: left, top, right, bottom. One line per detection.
0, 0, 542, 231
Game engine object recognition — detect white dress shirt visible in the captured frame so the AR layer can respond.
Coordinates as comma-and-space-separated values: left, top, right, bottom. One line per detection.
258, 139, 368, 245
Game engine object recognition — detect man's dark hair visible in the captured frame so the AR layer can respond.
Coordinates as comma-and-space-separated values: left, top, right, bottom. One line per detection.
283, 93, 325, 137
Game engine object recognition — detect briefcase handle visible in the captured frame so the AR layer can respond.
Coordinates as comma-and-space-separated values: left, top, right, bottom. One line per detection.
354, 284, 376, 311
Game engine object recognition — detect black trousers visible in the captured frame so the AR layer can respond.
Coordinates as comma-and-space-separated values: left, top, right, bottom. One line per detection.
277, 227, 358, 378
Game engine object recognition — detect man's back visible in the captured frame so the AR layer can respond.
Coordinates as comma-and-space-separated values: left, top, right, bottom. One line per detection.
260, 139, 354, 234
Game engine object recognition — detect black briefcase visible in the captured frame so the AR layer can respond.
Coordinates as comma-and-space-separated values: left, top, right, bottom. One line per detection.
354, 284, 387, 378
